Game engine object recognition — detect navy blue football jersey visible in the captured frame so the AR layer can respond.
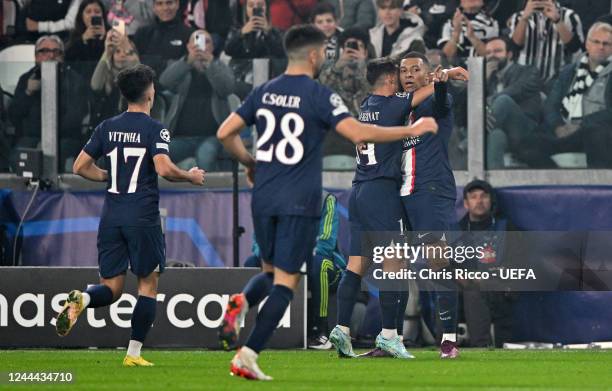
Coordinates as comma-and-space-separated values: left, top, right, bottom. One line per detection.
84, 112, 171, 227
400, 83, 456, 199
353, 92, 413, 184
236, 74, 351, 217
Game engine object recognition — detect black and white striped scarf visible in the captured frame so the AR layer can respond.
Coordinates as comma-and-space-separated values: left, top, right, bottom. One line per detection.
561, 56, 608, 121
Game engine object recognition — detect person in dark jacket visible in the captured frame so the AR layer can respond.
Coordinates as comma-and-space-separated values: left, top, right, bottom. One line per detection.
65, 0, 109, 80
521, 22, 612, 168
458, 179, 517, 348
21, 0, 80, 41
8, 35, 89, 172
224, 0, 285, 99
133, 0, 193, 76
484, 36, 542, 169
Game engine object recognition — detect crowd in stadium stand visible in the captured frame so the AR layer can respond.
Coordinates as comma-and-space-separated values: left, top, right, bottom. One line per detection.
0, 0, 611, 173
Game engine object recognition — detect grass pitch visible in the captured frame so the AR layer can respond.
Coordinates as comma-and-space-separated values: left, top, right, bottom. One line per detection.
1, 349, 612, 390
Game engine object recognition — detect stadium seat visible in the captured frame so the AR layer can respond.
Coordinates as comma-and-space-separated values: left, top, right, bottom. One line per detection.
551, 153, 588, 168
0, 44, 35, 95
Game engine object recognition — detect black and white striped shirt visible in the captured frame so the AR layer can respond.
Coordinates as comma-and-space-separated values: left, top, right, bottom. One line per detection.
509, 5, 584, 82
438, 10, 499, 58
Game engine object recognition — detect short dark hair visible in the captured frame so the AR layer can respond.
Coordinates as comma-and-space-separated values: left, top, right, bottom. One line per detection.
283, 24, 327, 59
310, 2, 336, 22
339, 26, 371, 48
401, 51, 431, 69
485, 36, 517, 57
116, 64, 155, 104
366, 57, 397, 85
376, 0, 402, 9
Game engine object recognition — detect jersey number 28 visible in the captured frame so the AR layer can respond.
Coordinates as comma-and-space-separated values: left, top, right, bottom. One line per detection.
255, 108, 304, 165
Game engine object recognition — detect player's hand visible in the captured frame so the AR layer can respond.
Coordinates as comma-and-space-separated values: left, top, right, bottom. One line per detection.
188, 166, 206, 186
411, 117, 438, 136
446, 66, 469, 82
431, 66, 449, 83
245, 165, 255, 188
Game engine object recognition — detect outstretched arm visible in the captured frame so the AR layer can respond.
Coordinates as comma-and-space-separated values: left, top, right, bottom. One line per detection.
335, 117, 438, 144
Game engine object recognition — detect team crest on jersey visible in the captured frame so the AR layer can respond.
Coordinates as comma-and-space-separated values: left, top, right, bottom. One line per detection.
395, 92, 409, 98
160, 129, 171, 142
329, 93, 344, 107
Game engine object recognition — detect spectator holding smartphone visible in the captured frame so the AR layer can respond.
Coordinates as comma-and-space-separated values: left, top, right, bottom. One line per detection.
439, 0, 498, 61
510, 0, 584, 83
224, 0, 285, 99
65, 0, 109, 80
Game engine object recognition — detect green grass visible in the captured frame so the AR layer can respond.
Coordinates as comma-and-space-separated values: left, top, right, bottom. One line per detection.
1, 349, 612, 390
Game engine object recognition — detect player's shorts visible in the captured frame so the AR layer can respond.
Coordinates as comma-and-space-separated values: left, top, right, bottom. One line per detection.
401, 188, 457, 243
349, 178, 405, 257
97, 225, 165, 279
252, 215, 318, 274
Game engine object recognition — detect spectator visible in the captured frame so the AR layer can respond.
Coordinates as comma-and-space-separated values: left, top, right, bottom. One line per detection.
311, 2, 343, 62
224, 0, 285, 99
404, 0, 458, 50
326, 0, 377, 30
531, 22, 612, 168
65, 0, 108, 80
458, 179, 517, 348
8, 35, 88, 171
318, 27, 371, 168
159, 29, 236, 171
510, 0, 584, 83
133, 0, 193, 76
90, 32, 165, 126
22, 0, 81, 41
558, 0, 610, 39
102, 0, 155, 36
182, 0, 233, 40
268, 0, 317, 31
484, 36, 542, 169
370, 0, 425, 58
439, 0, 498, 61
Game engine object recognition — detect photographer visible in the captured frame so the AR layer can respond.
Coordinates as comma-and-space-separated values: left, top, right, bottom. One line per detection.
160, 30, 236, 171
224, 0, 285, 99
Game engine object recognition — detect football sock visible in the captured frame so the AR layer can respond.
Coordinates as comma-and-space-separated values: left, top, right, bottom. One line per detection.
381, 328, 398, 339
243, 272, 274, 308
337, 270, 361, 328
396, 290, 409, 335
84, 284, 113, 308
131, 296, 157, 343
245, 284, 293, 354
379, 290, 399, 330
127, 340, 143, 357
437, 288, 458, 334
442, 333, 457, 343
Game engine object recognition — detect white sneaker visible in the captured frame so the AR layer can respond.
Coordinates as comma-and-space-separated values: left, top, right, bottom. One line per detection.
230, 347, 273, 381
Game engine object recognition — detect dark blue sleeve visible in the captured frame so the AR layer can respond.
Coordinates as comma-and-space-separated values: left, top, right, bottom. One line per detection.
235, 88, 258, 126
433, 82, 452, 118
83, 124, 104, 159
149, 122, 171, 157
391, 92, 414, 117
315, 84, 352, 130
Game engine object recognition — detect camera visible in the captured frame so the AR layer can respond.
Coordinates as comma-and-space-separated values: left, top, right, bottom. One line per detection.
253, 7, 264, 17
91, 16, 102, 26
346, 41, 359, 51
